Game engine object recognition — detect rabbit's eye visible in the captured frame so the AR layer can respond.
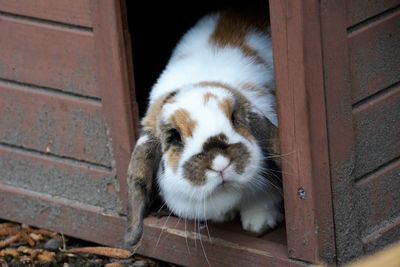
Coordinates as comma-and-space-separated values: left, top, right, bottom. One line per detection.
230, 111, 237, 124
167, 128, 183, 146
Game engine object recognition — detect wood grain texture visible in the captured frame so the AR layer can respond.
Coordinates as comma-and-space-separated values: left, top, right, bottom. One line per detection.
0, 145, 119, 211
0, 184, 125, 247
346, 0, 400, 27
321, 0, 400, 264
356, 158, 400, 245
353, 85, 400, 178
0, 0, 93, 28
349, 9, 400, 103
0, 15, 99, 97
92, 0, 138, 215
137, 216, 305, 267
0, 82, 112, 167
269, 0, 335, 264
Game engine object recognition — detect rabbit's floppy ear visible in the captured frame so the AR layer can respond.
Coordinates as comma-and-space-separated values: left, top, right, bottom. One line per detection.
248, 112, 281, 169
125, 132, 161, 248
124, 91, 175, 249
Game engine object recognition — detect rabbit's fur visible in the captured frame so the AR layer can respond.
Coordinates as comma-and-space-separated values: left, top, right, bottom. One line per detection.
125, 8, 283, 247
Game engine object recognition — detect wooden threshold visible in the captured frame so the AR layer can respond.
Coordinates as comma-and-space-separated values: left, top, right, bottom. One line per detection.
0, 184, 305, 266
139, 215, 306, 267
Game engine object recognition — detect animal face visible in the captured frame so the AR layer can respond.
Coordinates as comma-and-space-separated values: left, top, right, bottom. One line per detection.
156, 84, 263, 201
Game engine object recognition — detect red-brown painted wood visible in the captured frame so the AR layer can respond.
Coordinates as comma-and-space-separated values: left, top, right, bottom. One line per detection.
0, 184, 125, 247
0, 146, 119, 211
0, 14, 99, 97
346, 0, 400, 27
355, 159, 400, 241
349, 8, 400, 103
137, 216, 305, 267
0, 0, 93, 28
321, 0, 400, 264
269, 0, 336, 264
0, 82, 112, 167
92, 0, 138, 215
352, 85, 400, 178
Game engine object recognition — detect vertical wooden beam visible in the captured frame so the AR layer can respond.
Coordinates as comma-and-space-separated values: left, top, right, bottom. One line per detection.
92, 0, 139, 215
269, 0, 336, 264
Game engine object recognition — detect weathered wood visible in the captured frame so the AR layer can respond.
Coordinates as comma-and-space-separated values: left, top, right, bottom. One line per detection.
0, 0, 93, 28
353, 85, 400, 178
349, 9, 400, 103
137, 216, 305, 267
0, 82, 112, 167
92, 0, 139, 215
0, 145, 119, 211
269, 0, 335, 264
356, 159, 400, 248
321, 0, 400, 264
346, 0, 400, 27
0, 15, 99, 97
0, 184, 125, 247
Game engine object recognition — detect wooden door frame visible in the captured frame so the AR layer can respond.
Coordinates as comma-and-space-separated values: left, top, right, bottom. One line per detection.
269, 0, 336, 264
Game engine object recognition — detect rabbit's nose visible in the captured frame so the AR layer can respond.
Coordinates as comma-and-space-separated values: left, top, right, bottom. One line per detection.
210, 154, 231, 172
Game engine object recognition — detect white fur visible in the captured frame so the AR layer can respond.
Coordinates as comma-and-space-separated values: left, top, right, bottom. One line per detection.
150, 14, 278, 126
211, 154, 230, 172
135, 135, 149, 146
150, 13, 282, 232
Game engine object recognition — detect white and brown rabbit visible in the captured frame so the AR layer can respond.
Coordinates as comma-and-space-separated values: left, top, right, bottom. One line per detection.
125, 7, 283, 247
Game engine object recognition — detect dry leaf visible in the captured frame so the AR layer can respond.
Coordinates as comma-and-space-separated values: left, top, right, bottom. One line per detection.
0, 234, 20, 249
0, 227, 19, 236
0, 248, 19, 257
17, 246, 39, 259
68, 247, 131, 259
31, 229, 58, 237
19, 231, 35, 247
0, 223, 17, 229
37, 250, 56, 263
105, 263, 125, 267
29, 233, 43, 241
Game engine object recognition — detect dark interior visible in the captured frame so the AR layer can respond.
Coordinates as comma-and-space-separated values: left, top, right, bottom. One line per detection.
125, 0, 270, 117
124, 0, 285, 242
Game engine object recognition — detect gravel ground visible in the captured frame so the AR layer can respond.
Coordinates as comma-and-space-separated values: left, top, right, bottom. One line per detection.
0, 220, 179, 267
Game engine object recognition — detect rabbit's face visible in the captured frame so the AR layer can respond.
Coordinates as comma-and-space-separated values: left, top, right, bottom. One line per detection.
154, 83, 263, 202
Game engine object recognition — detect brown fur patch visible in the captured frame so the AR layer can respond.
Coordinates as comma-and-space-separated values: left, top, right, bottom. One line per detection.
142, 91, 177, 133
183, 134, 251, 185
219, 98, 233, 119
235, 126, 254, 141
210, 8, 269, 65
203, 92, 218, 104
167, 147, 181, 170
242, 82, 268, 96
169, 108, 197, 138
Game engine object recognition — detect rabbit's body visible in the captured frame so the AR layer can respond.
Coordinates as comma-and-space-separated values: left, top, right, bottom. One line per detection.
150, 13, 277, 126
125, 9, 283, 247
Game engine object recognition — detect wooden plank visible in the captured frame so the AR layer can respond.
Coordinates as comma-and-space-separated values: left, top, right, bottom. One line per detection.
0, 145, 120, 211
362, 215, 400, 254
352, 85, 400, 178
0, 82, 112, 167
346, 0, 400, 27
0, 15, 99, 98
0, 184, 125, 248
356, 158, 400, 240
349, 10, 400, 103
137, 216, 305, 267
0, 0, 93, 28
269, 0, 335, 264
92, 1, 139, 215
320, 0, 361, 264
0, 184, 303, 266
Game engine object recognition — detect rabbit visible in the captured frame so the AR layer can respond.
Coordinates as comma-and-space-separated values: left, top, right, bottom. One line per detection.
125, 7, 283, 248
